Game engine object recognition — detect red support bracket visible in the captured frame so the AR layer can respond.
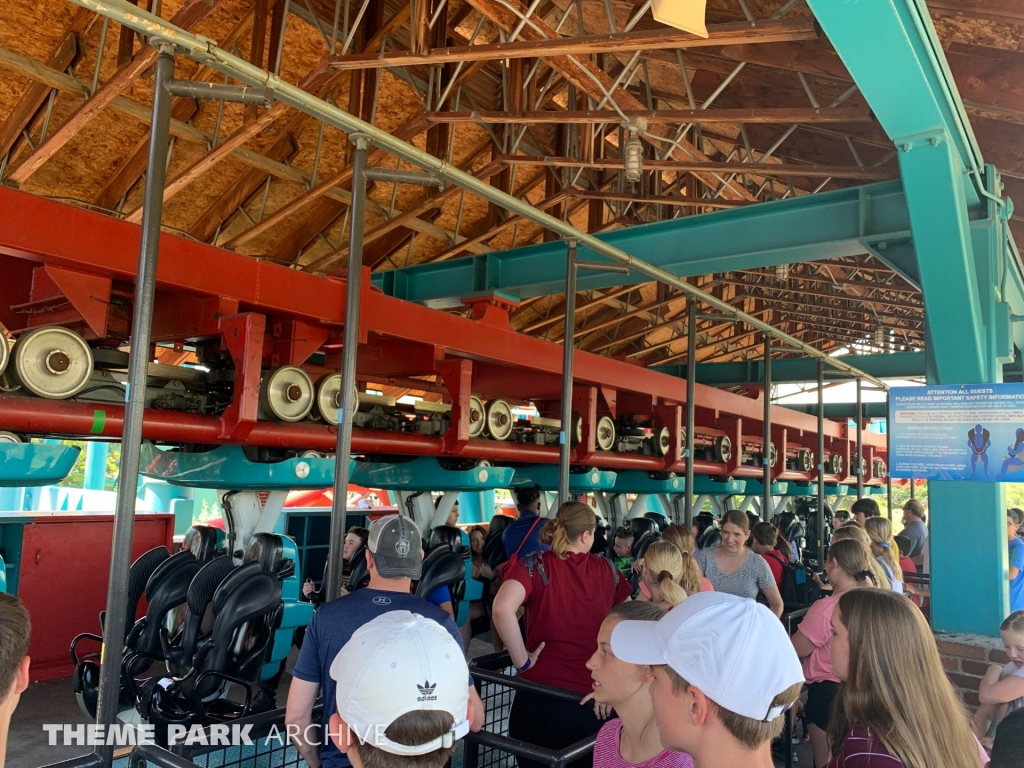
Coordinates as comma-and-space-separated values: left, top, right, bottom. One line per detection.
840, 432, 854, 483
218, 312, 266, 441
268, 318, 331, 367
152, 294, 239, 342
771, 426, 788, 480
438, 358, 473, 453
462, 293, 519, 331
653, 404, 683, 472
571, 386, 598, 463
718, 416, 743, 476
8, 265, 112, 339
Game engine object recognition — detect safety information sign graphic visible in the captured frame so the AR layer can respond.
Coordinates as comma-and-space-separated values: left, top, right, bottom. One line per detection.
889, 384, 1024, 482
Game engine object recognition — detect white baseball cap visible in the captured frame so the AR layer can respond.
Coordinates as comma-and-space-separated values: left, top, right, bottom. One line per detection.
610, 591, 803, 721
329, 611, 470, 755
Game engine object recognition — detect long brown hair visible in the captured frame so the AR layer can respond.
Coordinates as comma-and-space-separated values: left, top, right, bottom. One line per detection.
540, 501, 596, 559
721, 509, 749, 533
827, 539, 879, 588
829, 589, 982, 768
864, 517, 903, 585
831, 524, 890, 589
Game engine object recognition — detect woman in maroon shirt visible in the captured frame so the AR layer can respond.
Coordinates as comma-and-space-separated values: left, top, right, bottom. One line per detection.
825, 589, 984, 767
493, 501, 633, 768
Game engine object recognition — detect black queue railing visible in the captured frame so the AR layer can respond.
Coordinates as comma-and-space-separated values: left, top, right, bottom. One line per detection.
466, 651, 597, 768
92, 651, 595, 768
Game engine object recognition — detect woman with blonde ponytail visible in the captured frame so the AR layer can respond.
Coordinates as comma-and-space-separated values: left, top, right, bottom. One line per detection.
828, 524, 891, 591
494, 501, 633, 768
636, 542, 690, 608
792, 539, 879, 768
864, 517, 904, 594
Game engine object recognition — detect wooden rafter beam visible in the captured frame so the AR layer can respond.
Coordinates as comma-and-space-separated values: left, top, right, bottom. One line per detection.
0, 9, 91, 160
518, 286, 637, 333
7, 0, 225, 185
0, 42, 372, 216
415, 171, 553, 263
93, 3, 261, 211
720, 281, 924, 311
734, 270, 920, 295
927, 0, 1024, 25
497, 155, 896, 180
304, 145, 499, 273
326, 18, 818, 71
563, 189, 749, 209
189, 131, 298, 243
225, 113, 428, 252
123, 59, 344, 224
423, 107, 873, 125
463, 0, 756, 202
93, 97, 199, 210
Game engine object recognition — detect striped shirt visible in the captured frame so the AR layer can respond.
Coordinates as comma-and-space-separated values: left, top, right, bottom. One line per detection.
824, 728, 902, 768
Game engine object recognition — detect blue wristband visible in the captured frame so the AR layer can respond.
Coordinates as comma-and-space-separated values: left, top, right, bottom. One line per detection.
518, 658, 532, 672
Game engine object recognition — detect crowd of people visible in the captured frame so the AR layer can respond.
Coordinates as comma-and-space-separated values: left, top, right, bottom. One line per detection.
4, 492, 1024, 768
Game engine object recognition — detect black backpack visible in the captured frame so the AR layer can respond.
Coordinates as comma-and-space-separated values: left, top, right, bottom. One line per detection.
765, 551, 812, 607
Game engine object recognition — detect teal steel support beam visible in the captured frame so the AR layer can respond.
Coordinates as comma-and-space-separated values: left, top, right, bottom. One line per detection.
806, 0, 1011, 635
84, 441, 109, 491
786, 403, 887, 420
372, 180, 922, 306
660, 351, 927, 387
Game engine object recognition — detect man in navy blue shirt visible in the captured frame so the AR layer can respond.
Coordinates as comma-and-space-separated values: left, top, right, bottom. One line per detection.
285, 515, 483, 768
501, 486, 550, 560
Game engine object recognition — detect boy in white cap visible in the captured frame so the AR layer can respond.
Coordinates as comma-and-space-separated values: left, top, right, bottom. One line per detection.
326, 611, 478, 768
287, 515, 483, 768
610, 592, 803, 768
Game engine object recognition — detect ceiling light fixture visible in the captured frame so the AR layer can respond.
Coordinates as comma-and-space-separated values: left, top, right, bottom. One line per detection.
622, 119, 646, 184
775, 263, 791, 281
651, 0, 708, 38
874, 325, 885, 348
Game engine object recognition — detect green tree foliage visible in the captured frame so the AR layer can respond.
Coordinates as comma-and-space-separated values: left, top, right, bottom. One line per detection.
57, 440, 120, 489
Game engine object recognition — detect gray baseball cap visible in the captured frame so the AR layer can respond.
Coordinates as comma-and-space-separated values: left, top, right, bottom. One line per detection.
368, 514, 422, 579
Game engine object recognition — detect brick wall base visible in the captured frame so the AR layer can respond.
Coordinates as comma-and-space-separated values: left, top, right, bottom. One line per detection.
935, 632, 1009, 709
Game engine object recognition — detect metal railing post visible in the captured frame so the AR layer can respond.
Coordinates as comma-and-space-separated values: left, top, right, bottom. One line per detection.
93, 45, 175, 768
886, 388, 892, 518
856, 377, 864, 498
816, 359, 825, 566
684, 299, 696, 526
325, 134, 369, 601
558, 240, 577, 508
763, 334, 772, 521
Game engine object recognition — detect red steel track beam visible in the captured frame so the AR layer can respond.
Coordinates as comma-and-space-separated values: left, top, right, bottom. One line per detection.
0, 187, 887, 458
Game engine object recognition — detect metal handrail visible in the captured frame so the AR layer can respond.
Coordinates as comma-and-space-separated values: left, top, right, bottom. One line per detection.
129, 743, 199, 768
63, 0, 889, 391
39, 754, 106, 768
467, 653, 597, 768
464, 730, 596, 768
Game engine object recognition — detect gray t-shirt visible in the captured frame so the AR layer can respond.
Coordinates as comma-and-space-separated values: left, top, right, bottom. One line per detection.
903, 519, 928, 557
695, 546, 775, 600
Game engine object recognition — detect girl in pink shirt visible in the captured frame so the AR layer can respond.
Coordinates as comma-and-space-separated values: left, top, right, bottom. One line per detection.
791, 539, 879, 767
581, 602, 694, 768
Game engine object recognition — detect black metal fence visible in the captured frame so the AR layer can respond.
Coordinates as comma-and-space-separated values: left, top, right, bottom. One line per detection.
464, 652, 596, 768
107, 653, 595, 768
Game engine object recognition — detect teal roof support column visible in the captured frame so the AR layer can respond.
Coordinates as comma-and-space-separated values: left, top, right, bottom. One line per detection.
458, 490, 494, 525
84, 441, 108, 491
805, 0, 1007, 635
